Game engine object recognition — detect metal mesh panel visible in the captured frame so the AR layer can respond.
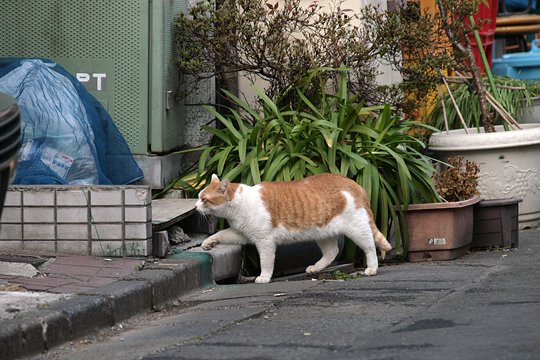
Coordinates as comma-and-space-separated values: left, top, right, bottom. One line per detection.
0, 0, 149, 154
160, 0, 187, 152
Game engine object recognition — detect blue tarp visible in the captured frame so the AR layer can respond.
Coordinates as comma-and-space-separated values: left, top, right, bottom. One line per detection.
504, 0, 537, 11
0, 58, 143, 185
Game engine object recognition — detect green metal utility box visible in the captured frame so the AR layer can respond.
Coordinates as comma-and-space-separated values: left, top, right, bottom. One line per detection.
0, 0, 187, 155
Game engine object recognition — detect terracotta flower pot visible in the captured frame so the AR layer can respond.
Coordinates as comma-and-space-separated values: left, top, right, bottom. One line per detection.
403, 195, 480, 262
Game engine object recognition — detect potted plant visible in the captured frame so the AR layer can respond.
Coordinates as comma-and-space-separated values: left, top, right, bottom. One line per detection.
403, 156, 480, 262
425, 0, 540, 229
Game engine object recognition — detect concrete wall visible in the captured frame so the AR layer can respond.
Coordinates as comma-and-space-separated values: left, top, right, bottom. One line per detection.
0, 186, 152, 257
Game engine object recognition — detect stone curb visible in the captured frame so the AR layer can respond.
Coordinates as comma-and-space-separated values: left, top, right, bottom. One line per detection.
0, 246, 242, 360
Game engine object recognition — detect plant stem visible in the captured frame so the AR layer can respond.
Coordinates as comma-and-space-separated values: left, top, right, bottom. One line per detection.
468, 15, 499, 99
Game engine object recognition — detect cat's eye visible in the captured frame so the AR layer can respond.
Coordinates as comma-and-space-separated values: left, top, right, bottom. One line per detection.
201, 196, 214, 205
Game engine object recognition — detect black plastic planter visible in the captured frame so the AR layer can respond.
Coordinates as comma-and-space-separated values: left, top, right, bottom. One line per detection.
472, 198, 522, 249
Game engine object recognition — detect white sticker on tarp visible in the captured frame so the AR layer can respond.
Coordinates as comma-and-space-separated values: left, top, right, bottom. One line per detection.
41, 146, 74, 179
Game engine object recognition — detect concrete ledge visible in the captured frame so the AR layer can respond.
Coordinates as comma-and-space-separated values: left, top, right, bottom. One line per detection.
0, 317, 45, 359
32, 310, 72, 350
83, 280, 152, 322
47, 295, 114, 339
0, 244, 241, 360
188, 245, 242, 282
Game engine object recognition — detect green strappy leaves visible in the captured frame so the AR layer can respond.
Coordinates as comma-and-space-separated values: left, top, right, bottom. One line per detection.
169, 67, 441, 257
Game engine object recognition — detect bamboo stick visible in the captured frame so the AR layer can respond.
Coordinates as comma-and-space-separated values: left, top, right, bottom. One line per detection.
438, 85, 450, 133
485, 92, 523, 130
442, 76, 470, 134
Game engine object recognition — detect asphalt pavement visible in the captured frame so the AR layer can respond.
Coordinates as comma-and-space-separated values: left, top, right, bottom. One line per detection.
13, 229, 540, 360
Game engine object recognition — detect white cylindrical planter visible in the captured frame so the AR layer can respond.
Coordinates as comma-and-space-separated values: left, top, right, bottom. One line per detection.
521, 97, 540, 124
429, 124, 540, 229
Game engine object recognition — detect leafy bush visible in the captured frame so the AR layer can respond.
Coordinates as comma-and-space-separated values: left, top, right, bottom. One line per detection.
174, 0, 457, 115
434, 156, 479, 202
173, 68, 441, 254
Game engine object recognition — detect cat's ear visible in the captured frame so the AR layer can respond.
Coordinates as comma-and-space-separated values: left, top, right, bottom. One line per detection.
211, 174, 220, 183
218, 179, 230, 194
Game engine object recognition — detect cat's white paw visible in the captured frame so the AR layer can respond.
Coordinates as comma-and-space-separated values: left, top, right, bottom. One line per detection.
255, 276, 271, 284
305, 265, 321, 274
363, 267, 377, 276
201, 238, 219, 250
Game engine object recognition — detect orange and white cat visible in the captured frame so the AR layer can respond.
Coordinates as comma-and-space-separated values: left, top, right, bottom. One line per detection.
196, 173, 392, 284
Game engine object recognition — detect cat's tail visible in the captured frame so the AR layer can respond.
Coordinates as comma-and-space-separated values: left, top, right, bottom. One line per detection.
371, 224, 392, 260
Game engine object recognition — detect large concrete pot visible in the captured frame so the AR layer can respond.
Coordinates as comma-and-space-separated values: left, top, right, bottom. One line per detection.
429, 124, 540, 229
521, 97, 540, 124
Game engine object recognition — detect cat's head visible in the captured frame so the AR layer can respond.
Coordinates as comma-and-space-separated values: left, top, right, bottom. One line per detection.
195, 174, 231, 216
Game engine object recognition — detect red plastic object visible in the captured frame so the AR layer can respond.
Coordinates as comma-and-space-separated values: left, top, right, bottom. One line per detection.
467, 0, 499, 71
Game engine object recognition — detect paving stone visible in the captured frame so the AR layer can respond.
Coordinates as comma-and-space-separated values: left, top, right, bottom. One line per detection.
0, 274, 18, 281
84, 277, 120, 286
94, 267, 134, 278
45, 264, 100, 277
48, 285, 96, 294
46, 273, 93, 282
53, 256, 104, 267
14, 284, 51, 292
15, 277, 75, 288
0, 262, 38, 277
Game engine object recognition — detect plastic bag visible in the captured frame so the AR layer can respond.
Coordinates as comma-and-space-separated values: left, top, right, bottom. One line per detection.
0, 59, 143, 185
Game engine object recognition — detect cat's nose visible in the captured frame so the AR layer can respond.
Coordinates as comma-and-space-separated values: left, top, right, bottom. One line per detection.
195, 201, 207, 214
